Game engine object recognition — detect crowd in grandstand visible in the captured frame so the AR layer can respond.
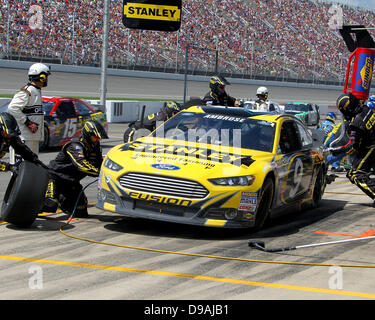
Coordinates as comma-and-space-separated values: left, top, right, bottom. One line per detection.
0, 0, 374, 82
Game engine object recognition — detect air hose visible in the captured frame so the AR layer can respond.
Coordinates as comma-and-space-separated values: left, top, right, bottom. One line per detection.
65, 178, 98, 224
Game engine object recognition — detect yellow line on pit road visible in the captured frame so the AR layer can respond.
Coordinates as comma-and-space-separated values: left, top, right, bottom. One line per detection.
0, 254, 374, 299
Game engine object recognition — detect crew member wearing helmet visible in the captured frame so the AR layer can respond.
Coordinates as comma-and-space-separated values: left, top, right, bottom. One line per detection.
0, 112, 47, 173
123, 101, 181, 143
318, 112, 345, 172
203, 75, 237, 107
41, 120, 108, 218
330, 92, 375, 202
255, 86, 269, 111
8, 63, 51, 161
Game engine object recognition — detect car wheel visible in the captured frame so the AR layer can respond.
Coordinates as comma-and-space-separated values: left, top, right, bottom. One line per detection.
39, 126, 49, 151
0, 161, 49, 228
311, 167, 325, 209
254, 178, 274, 231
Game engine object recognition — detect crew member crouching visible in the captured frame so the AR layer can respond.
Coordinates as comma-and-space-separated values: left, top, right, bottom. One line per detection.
41, 120, 108, 218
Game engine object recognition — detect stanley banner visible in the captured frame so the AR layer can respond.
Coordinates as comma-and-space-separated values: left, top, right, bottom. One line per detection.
123, 0, 181, 31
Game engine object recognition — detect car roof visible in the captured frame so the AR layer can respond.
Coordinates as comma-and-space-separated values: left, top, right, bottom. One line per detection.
286, 102, 310, 105
183, 105, 283, 120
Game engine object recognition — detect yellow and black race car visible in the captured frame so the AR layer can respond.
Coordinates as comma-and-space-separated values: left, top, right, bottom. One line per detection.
97, 105, 327, 229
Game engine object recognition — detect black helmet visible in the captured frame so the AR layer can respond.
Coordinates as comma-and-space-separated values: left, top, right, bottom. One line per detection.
209, 75, 230, 97
0, 112, 21, 138
336, 93, 361, 121
164, 101, 181, 117
82, 120, 108, 142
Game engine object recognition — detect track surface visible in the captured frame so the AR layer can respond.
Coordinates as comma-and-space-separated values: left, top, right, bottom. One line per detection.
0, 68, 342, 105
0, 71, 374, 304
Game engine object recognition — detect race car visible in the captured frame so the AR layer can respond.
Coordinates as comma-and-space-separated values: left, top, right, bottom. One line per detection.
97, 105, 327, 229
283, 102, 320, 126
1, 97, 107, 150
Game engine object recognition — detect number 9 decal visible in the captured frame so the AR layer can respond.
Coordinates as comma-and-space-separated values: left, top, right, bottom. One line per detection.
289, 157, 303, 198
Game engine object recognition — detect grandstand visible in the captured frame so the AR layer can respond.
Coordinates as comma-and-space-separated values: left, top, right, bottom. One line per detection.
0, 0, 374, 85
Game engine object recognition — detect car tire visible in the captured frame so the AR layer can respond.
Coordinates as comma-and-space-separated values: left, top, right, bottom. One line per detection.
39, 126, 49, 151
310, 167, 325, 209
0, 161, 49, 228
253, 178, 274, 231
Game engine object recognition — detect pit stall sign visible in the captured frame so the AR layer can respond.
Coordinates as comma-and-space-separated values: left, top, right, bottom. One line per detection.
123, 0, 182, 31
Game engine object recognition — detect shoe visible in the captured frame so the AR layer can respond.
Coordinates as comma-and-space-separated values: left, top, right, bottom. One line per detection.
74, 212, 88, 218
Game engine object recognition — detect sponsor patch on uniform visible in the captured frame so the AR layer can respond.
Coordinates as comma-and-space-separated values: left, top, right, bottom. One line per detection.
239, 192, 258, 211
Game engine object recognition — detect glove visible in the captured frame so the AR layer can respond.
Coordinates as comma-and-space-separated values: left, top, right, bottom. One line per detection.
330, 148, 341, 156
35, 159, 49, 170
25, 118, 39, 134
6, 163, 18, 174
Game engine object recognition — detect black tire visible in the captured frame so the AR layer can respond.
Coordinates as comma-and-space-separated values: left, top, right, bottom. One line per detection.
254, 178, 274, 231
1, 161, 49, 227
310, 167, 325, 209
39, 126, 49, 151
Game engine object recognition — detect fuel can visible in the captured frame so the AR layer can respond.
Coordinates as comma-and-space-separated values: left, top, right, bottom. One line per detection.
344, 47, 375, 101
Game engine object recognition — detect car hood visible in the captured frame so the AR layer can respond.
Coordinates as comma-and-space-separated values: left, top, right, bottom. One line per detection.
105, 137, 274, 179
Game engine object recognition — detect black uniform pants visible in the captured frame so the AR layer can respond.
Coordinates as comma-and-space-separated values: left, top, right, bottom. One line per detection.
347, 147, 375, 200
41, 178, 88, 217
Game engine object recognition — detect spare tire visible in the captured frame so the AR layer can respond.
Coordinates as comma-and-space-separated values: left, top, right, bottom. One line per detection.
1, 161, 49, 227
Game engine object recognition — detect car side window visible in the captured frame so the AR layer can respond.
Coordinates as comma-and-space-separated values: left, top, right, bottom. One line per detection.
296, 123, 313, 148
56, 101, 76, 120
279, 121, 302, 154
75, 101, 93, 115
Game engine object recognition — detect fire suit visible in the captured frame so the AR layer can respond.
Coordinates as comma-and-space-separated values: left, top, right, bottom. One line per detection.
331, 105, 375, 200
41, 138, 103, 218
254, 98, 268, 111
8, 84, 44, 157
202, 91, 236, 107
123, 110, 170, 143
0, 134, 43, 172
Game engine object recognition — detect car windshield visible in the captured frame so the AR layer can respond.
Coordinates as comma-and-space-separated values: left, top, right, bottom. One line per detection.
285, 104, 309, 112
152, 112, 276, 152
42, 101, 55, 115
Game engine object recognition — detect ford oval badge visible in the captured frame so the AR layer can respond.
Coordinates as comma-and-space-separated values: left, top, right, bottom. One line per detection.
151, 164, 180, 171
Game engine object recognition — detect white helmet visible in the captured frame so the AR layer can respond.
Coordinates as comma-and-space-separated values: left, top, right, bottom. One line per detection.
256, 86, 269, 99
28, 63, 51, 83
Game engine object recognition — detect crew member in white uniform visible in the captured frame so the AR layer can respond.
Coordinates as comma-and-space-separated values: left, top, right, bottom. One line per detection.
8, 63, 51, 162
254, 86, 269, 111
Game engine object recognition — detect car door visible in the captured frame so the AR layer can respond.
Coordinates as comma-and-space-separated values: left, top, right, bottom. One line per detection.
276, 119, 314, 205
55, 100, 79, 142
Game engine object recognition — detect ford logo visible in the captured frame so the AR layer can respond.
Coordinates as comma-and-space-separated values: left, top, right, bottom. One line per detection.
151, 164, 180, 171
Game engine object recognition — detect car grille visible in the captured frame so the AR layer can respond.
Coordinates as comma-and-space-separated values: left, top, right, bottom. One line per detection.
118, 172, 209, 199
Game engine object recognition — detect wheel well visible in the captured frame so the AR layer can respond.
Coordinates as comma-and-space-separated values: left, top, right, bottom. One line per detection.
264, 171, 276, 203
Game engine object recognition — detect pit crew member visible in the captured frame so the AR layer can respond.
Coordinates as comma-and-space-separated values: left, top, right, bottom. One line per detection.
203, 75, 237, 107
41, 120, 108, 218
330, 93, 375, 202
0, 112, 47, 173
8, 63, 51, 161
254, 86, 269, 111
123, 101, 181, 143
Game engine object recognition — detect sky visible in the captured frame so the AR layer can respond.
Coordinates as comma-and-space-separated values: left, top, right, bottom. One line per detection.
322, 0, 375, 10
